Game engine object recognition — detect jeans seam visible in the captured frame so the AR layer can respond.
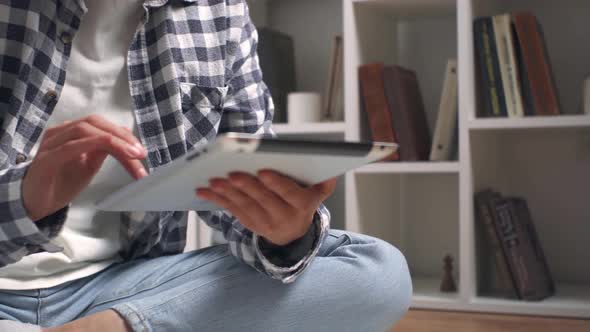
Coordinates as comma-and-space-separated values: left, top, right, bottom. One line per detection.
36, 290, 41, 326
111, 271, 246, 332
112, 303, 151, 332
84, 253, 231, 313
128, 269, 245, 315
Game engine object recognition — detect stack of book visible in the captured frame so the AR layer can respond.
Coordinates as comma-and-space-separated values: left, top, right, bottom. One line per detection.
358, 60, 458, 162
474, 12, 561, 117
358, 63, 430, 161
474, 190, 555, 301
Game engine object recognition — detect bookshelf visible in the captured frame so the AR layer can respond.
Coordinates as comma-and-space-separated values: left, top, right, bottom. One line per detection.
272, 122, 346, 135
188, 0, 590, 320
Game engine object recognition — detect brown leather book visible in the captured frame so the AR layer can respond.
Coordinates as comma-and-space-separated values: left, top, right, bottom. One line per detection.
474, 190, 518, 298
383, 66, 431, 161
358, 63, 399, 161
493, 197, 554, 301
512, 198, 555, 298
512, 12, 561, 116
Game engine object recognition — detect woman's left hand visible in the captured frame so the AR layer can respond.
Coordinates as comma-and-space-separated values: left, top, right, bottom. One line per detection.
196, 170, 337, 246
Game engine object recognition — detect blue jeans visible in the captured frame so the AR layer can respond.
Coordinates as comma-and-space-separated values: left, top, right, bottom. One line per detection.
0, 230, 412, 331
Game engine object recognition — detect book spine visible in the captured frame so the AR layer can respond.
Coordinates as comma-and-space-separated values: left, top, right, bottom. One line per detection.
473, 18, 494, 117
384, 66, 431, 161
474, 17, 508, 117
513, 12, 561, 116
494, 198, 554, 301
358, 63, 400, 161
493, 199, 528, 299
511, 20, 536, 116
493, 14, 525, 117
474, 191, 517, 297
513, 198, 555, 296
430, 59, 458, 161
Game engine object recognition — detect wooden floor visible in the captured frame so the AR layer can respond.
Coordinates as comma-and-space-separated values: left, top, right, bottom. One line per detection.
390, 310, 590, 332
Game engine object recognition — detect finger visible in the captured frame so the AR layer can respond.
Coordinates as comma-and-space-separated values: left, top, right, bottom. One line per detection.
42, 116, 143, 152
209, 178, 270, 224
196, 188, 262, 232
85, 151, 109, 174
309, 178, 338, 203
38, 120, 74, 149
257, 170, 310, 208
228, 172, 291, 216
83, 115, 143, 147
42, 121, 145, 159
53, 136, 148, 180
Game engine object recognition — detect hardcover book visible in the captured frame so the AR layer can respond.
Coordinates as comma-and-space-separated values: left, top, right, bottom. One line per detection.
358, 63, 400, 161
430, 59, 458, 161
324, 36, 344, 121
474, 16, 508, 117
493, 197, 554, 301
474, 190, 518, 298
383, 66, 431, 161
512, 12, 561, 116
492, 14, 525, 117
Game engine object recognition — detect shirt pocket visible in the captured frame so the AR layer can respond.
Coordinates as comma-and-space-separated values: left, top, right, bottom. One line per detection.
179, 83, 228, 150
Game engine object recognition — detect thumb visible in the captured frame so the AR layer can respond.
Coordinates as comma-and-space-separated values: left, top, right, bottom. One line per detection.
310, 178, 337, 202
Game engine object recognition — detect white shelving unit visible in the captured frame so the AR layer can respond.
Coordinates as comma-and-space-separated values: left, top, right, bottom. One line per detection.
238, 0, 590, 319
272, 122, 346, 135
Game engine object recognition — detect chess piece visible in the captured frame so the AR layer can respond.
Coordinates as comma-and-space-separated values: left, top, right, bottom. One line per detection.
440, 254, 458, 293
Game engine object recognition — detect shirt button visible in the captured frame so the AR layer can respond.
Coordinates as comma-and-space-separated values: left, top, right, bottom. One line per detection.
45, 90, 58, 103
15, 153, 27, 164
60, 32, 73, 44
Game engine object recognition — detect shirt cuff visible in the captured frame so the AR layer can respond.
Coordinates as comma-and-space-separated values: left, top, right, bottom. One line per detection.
252, 207, 330, 283
257, 219, 317, 268
4, 162, 66, 253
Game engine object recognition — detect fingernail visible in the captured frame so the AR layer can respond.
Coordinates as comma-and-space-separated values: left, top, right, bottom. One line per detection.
138, 168, 148, 178
126, 146, 140, 157
134, 143, 146, 154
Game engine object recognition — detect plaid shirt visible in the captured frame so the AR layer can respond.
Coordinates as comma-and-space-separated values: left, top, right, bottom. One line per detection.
0, 0, 329, 283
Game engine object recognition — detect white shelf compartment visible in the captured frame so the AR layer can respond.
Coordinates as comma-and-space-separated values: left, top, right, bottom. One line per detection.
469, 284, 590, 318
272, 121, 346, 135
355, 161, 460, 174
351, 0, 456, 17
346, 172, 461, 306
468, 115, 590, 131
411, 277, 466, 311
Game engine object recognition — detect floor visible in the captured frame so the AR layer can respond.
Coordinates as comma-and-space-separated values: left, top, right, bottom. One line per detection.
390, 310, 590, 332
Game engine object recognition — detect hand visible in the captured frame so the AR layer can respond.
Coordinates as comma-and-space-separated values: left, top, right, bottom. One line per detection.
196, 170, 337, 246
22, 115, 148, 221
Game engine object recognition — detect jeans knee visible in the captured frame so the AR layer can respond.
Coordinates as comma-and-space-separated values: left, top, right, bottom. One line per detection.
327, 232, 412, 330
368, 238, 412, 323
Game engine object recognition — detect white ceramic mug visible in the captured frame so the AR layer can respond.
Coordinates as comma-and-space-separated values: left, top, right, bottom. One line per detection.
287, 92, 322, 124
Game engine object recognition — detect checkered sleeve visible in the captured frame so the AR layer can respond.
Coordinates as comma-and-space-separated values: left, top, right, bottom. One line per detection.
0, 162, 66, 268
197, 0, 330, 283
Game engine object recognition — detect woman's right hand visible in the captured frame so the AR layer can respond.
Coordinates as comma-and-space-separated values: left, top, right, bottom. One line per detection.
22, 115, 148, 221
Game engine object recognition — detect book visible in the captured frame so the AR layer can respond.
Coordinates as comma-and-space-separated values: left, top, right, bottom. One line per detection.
474, 190, 518, 298
324, 35, 344, 121
512, 198, 555, 295
257, 28, 297, 123
383, 65, 431, 161
492, 14, 525, 117
512, 12, 561, 116
430, 59, 458, 161
493, 197, 554, 300
358, 63, 400, 161
474, 16, 508, 117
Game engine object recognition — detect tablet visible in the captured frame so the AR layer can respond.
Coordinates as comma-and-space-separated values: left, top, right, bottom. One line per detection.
95, 133, 397, 211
